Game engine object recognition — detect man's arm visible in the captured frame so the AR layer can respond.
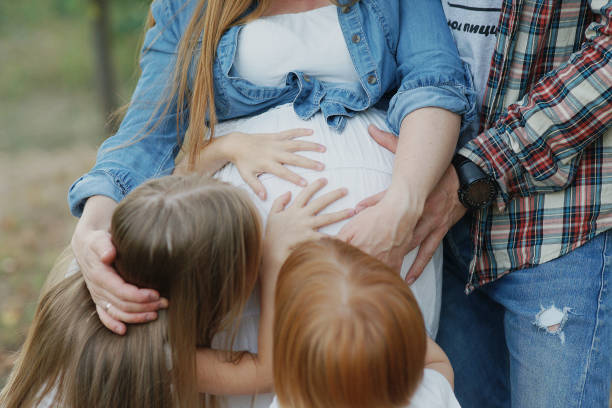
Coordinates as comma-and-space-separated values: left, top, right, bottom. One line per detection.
459, 0, 612, 211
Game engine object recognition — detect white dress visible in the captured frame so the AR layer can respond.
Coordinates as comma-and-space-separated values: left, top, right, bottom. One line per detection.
212, 7, 443, 408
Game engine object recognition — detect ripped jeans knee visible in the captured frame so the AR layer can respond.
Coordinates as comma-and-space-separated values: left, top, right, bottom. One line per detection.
533, 305, 571, 343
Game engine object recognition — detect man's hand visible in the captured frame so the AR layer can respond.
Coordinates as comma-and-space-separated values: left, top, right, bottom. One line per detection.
356, 125, 466, 283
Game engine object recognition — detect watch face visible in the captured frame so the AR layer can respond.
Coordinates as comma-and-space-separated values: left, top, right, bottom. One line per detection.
467, 179, 493, 205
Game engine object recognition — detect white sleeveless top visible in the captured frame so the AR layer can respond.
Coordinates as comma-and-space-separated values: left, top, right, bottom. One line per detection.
233, 5, 360, 87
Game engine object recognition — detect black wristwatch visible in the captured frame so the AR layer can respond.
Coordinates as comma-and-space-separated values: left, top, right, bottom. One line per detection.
452, 154, 498, 210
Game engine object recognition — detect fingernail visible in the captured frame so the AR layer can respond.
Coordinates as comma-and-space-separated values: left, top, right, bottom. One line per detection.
316, 163, 324, 170
147, 313, 158, 321
299, 179, 307, 186
159, 298, 169, 308
148, 292, 160, 301
318, 145, 326, 152
258, 191, 266, 200
116, 326, 126, 335
406, 278, 416, 285
341, 188, 348, 194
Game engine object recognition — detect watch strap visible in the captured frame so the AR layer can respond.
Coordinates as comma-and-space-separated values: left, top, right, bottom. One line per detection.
452, 155, 483, 188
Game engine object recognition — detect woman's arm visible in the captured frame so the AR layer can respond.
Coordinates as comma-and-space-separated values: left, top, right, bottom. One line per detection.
388, 109, 459, 208
69, 0, 193, 217
69, 0, 192, 333
338, 0, 470, 271
354, 127, 467, 283
339, 108, 460, 271
196, 180, 354, 395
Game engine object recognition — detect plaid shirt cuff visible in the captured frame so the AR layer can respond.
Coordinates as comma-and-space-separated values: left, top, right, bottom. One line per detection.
458, 126, 529, 212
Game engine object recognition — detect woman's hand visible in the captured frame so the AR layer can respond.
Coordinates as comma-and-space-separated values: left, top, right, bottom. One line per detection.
71, 195, 168, 335
176, 129, 326, 200
263, 178, 355, 275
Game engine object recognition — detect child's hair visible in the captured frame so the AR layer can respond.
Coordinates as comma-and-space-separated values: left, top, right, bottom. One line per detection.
273, 238, 427, 408
0, 175, 262, 408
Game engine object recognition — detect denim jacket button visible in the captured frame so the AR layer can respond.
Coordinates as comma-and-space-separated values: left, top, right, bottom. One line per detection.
352, 34, 361, 43
342, 6, 351, 13
367, 75, 377, 85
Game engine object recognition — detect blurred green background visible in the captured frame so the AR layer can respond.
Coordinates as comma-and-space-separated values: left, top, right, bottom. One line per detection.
0, 0, 150, 384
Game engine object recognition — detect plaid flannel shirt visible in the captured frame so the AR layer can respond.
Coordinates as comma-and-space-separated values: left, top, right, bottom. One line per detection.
456, 0, 612, 292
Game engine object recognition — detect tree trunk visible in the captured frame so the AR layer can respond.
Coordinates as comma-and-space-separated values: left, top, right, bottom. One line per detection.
91, 0, 117, 133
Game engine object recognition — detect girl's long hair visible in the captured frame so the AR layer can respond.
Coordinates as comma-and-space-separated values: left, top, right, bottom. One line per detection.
273, 238, 427, 408
0, 175, 262, 408
144, 0, 358, 168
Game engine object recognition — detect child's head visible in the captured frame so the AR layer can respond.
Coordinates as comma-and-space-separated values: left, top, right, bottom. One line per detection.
111, 174, 262, 341
107, 175, 263, 403
1, 175, 262, 408
273, 238, 427, 408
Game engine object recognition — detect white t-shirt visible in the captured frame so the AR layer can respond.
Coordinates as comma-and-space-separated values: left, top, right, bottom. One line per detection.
442, 0, 502, 145
268, 369, 461, 408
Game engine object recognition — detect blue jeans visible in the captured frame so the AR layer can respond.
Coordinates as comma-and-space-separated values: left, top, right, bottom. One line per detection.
437, 216, 612, 408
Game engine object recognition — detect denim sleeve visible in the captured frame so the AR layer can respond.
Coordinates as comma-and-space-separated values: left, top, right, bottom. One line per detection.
386, 0, 476, 135
68, 0, 189, 217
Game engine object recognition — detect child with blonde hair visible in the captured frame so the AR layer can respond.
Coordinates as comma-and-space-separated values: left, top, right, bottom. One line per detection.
0, 175, 350, 408
271, 238, 460, 408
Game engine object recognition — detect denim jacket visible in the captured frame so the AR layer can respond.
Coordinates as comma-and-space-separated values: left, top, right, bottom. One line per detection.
69, 0, 475, 216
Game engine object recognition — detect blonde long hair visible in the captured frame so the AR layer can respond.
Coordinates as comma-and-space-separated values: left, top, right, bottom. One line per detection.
0, 175, 262, 408
273, 238, 427, 408
145, 0, 358, 168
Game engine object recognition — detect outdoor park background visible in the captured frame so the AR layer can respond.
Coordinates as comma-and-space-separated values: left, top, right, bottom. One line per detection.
0, 1, 611, 405
0, 0, 148, 384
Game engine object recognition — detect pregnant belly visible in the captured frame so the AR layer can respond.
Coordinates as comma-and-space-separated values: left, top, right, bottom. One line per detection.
214, 104, 395, 235
214, 104, 442, 339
